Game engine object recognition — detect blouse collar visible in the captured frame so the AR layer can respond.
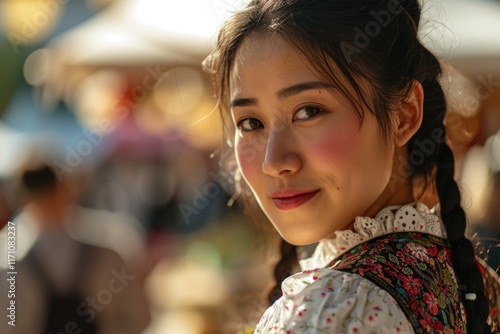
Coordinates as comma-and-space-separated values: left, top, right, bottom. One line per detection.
299, 202, 447, 271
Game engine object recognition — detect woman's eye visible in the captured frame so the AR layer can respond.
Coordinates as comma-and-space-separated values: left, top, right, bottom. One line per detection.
237, 118, 263, 131
294, 106, 322, 121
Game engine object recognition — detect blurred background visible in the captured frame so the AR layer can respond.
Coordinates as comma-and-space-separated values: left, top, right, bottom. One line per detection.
0, 0, 499, 333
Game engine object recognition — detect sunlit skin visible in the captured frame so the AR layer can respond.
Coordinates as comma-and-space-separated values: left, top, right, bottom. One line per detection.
229, 34, 423, 245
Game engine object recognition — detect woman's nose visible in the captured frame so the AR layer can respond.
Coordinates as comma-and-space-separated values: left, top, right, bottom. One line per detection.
261, 128, 302, 177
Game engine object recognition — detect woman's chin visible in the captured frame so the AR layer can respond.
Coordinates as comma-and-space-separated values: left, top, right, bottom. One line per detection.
277, 230, 324, 246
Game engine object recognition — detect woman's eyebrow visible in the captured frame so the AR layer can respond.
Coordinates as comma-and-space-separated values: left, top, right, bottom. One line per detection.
230, 97, 257, 108
276, 81, 335, 99
230, 81, 335, 108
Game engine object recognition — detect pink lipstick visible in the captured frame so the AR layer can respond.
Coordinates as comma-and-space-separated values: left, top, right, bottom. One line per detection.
270, 189, 320, 210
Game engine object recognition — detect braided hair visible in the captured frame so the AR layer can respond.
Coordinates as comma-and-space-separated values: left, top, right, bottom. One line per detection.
206, 0, 490, 331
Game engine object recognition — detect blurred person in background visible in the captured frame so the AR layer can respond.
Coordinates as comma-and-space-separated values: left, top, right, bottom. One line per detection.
0, 163, 150, 334
475, 171, 500, 272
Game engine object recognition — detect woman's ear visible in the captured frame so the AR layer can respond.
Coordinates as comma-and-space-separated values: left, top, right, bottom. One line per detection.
395, 80, 424, 147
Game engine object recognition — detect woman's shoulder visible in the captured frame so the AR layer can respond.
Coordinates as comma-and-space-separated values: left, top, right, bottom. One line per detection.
255, 268, 413, 333
280, 267, 374, 299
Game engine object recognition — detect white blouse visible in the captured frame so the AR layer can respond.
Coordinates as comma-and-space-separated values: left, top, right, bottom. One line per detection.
254, 203, 446, 334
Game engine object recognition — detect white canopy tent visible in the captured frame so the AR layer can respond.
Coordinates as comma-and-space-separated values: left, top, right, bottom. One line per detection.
21, 0, 500, 148
44, 0, 245, 67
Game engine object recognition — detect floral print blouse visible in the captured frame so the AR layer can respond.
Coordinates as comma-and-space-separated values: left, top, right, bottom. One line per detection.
254, 203, 465, 334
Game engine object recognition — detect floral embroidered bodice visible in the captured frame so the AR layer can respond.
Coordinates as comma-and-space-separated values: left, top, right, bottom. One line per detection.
332, 232, 465, 333
254, 203, 466, 334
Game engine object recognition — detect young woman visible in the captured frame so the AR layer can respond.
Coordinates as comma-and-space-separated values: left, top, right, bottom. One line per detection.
205, 0, 495, 332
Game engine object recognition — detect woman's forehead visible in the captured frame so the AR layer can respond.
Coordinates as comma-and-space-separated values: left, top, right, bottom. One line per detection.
234, 33, 292, 64
229, 33, 371, 105
230, 34, 329, 89
230, 35, 307, 94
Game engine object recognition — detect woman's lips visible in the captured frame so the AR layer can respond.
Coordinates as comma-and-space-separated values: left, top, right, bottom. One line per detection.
270, 189, 320, 210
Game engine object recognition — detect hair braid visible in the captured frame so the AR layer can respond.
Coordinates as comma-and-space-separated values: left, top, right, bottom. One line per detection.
408, 47, 490, 332
267, 238, 298, 305
436, 142, 490, 334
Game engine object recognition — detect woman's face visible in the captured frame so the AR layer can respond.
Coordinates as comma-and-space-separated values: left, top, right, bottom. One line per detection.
230, 35, 398, 245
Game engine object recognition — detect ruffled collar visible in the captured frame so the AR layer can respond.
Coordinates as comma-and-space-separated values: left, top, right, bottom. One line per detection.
299, 202, 447, 271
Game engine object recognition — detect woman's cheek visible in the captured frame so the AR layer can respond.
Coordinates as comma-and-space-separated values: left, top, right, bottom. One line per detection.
235, 138, 264, 186
235, 129, 270, 163
236, 141, 258, 164
306, 123, 362, 167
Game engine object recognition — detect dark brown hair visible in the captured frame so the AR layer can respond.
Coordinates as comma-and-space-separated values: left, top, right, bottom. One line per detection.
205, 0, 490, 332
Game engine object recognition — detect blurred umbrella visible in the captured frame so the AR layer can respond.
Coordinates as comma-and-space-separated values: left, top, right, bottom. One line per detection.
21, 0, 241, 151
104, 113, 188, 160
